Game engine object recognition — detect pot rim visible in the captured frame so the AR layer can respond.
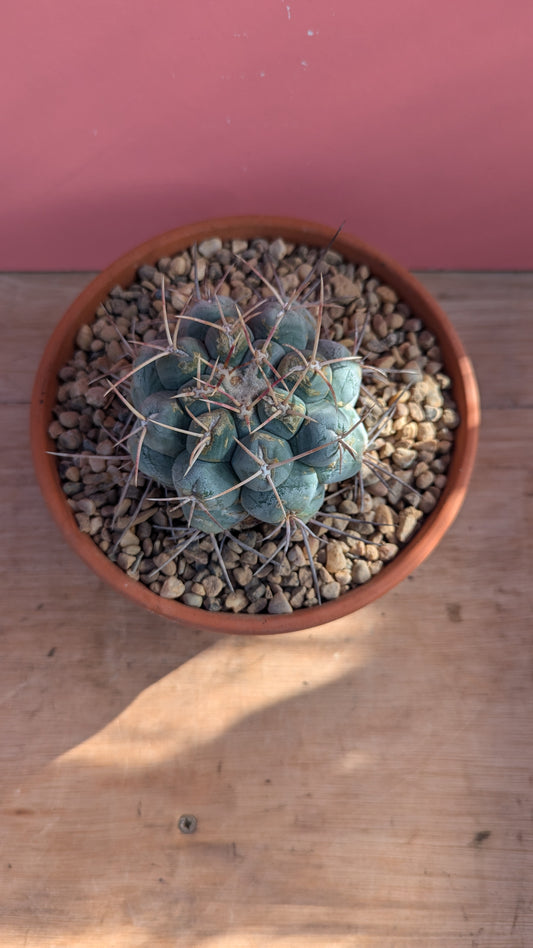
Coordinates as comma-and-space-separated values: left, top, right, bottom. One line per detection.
30, 215, 480, 634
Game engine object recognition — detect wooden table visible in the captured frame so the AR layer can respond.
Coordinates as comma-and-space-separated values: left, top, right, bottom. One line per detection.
1, 272, 532, 947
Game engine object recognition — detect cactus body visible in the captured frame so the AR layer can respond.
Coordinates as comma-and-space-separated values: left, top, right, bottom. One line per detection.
127, 289, 367, 532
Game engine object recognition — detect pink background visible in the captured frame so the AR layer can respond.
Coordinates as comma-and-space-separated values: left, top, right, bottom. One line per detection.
2, 0, 532, 270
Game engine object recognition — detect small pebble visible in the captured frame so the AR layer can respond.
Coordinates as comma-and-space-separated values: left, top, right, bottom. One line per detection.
287, 545, 307, 567
48, 420, 65, 439
198, 238, 223, 258
339, 499, 358, 515
58, 429, 82, 451
419, 490, 438, 512
396, 508, 420, 543
373, 504, 395, 536
205, 597, 222, 612
326, 541, 347, 574
117, 552, 136, 570
118, 529, 138, 549
182, 592, 203, 608
89, 516, 103, 536
88, 456, 107, 473
97, 323, 118, 343
65, 466, 80, 483
76, 325, 93, 351
247, 598, 269, 614
160, 577, 186, 599
269, 237, 288, 261
203, 575, 225, 598
321, 581, 341, 600
289, 587, 307, 609
416, 470, 434, 490
233, 565, 253, 587
402, 360, 424, 384
152, 553, 177, 577
225, 590, 248, 613
85, 386, 108, 408
352, 561, 372, 584
378, 542, 399, 562
376, 285, 398, 304
59, 411, 80, 429
76, 498, 96, 516
268, 591, 293, 614
417, 421, 437, 441
392, 447, 417, 469
75, 512, 91, 533
331, 273, 362, 300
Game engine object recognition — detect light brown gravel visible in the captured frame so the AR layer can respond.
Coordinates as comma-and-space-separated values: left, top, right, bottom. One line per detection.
48, 235, 459, 615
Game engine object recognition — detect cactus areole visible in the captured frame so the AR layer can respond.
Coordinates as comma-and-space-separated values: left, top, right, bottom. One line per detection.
127, 291, 368, 534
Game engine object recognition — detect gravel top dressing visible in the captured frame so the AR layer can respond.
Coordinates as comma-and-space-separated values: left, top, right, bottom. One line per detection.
49, 236, 459, 616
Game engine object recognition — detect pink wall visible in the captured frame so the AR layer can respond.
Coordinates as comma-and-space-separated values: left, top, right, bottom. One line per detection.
2, 1, 532, 270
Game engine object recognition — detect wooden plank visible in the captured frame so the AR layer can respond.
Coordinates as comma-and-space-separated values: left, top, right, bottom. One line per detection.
0, 272, 532, 946
0, 273, 95, 404
418, 272, 533, 410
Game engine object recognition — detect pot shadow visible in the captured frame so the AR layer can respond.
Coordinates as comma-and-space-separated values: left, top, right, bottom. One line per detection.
1, 615, 378, 943
0, 639, 415, 945
2, 585, 526, 946
1, 535, 221, 784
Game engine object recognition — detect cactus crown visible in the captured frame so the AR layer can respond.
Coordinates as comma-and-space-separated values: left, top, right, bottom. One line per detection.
123, 263, 368, 539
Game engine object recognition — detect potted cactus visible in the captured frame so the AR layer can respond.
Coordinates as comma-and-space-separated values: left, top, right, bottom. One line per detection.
31, 217, 480, 634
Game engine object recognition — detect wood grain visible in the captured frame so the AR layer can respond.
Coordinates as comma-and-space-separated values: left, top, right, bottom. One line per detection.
1, 272, 532, 946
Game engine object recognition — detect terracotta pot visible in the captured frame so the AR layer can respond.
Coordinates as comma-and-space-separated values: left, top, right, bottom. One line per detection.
31, 216, 480, 634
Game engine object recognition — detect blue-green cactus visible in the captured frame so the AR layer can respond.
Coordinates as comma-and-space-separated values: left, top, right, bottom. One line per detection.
126, 280, 367, 535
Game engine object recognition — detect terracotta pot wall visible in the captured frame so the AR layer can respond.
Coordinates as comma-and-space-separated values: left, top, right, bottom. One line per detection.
31, 217, 480, 634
